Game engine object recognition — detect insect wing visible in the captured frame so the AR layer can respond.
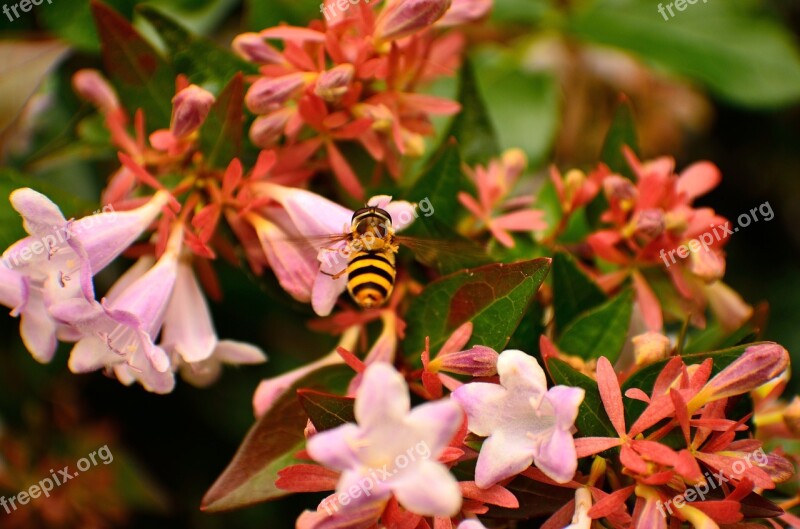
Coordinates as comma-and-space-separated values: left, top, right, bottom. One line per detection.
395, 235, 490, 270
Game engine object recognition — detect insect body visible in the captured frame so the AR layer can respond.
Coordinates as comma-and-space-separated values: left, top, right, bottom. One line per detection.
341, 207, 398, 309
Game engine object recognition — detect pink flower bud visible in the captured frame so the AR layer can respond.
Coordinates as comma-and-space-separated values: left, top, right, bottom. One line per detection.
314, 64, 355, 103
72, 69, 119, 113
689, 247, 725, 282
632, 331, 671, 366
501, 148, 527, 182
604, 175, 637, 208
374, 0, 453, 43
428, 345, 499, 377
437, 0, 492, 26
170, 85, 215, 139
693, 343, 789, 407
232, 33, 283, 65
249, 108, 292, 148
245, 73, 311, 114
633, 209, 665, 240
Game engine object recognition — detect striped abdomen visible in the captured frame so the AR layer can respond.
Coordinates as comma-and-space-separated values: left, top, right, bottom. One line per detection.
346, 250, 396, 309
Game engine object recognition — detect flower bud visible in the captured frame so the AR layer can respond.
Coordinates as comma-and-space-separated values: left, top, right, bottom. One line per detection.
232, 32, 283, 65
249, 108, 292, 148
245, 73, 312, 114
314, 64, 355, 103
170, 85, 215, 139
691, 343, 789, 409
437, 0, 491, 26
689, 247, 725, 282
72, 69, 119, 113
374, 0, 452, 43
632, 332, 671, 366
604, 175, 637, 211
428, 345, 499, 377
632, 209, 665, 240
501, 148, 527, 182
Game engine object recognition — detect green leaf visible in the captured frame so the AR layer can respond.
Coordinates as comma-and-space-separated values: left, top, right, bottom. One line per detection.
403, 258, 551, 358
91, 0, 175, 130
298, 390, 355, 432
558, 289, 633, 363
552, 252, 607, 333
446, 59, 501, 166
38, 0, 134, 52
403, 140, 467, 227
138, 6, 256, 92
600, 98, 638, 179
546, 357, 617, 438
567, 0, 800, 108
199, 73, 244, 169
473, 48, 560, 168
201, 364, 353, 512
246, 0, 319, 30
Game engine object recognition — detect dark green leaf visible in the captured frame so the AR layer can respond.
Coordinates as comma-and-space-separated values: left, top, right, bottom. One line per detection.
90, 1, 175, 129
403, 140, 467, 226
446, 59, 501, 166
298, 390, 355, 432
552, 252, 606, 333
199, 73, 244, 169
558, 289, 633, 363
201, 363, 353, 511
546, 357, 617, 437
403, 258, 551, 359
138, 6, 256, 92
600, 98, 638, 179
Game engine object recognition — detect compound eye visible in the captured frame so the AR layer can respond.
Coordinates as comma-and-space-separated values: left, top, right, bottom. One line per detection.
356, 221, 369, 235
375, 224, 388, 238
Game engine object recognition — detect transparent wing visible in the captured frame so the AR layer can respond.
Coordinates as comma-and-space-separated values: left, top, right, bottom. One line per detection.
395, 235, 490, 270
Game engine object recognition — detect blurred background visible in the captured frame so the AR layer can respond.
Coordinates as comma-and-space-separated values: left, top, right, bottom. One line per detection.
0, 0, 799, 527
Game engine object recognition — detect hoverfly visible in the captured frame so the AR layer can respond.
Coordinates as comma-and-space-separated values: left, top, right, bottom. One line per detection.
302, 205, 486, 310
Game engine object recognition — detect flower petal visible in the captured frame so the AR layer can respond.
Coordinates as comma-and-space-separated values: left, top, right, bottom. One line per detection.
355, 362, 410, 428
391, 459, 462, 516
474, 430, 534, 488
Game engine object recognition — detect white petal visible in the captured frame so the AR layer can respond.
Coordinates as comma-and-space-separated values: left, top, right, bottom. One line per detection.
497, 349, 547, 394
9, 188, 66, 237
214, 340, 267, 364
19, 292, 57, 363
474, 430, 535, 488
355, 363, 410, 428
390, 460, 461, 516
162, 262, 218, 363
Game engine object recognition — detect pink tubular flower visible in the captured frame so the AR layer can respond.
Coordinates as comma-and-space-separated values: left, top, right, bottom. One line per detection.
49, 226, 185, 393
452, 350, 584, 487
72, 69, 120, 113
247, 183, 417, 316
306, 362, 463, 517
0, 189, 170, 362
459, 149, 547, 247
162, 260, 267, 387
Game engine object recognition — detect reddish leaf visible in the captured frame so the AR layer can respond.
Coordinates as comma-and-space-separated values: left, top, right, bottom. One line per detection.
201, 364, 353, 512
200, 73, 244, 169
298, 390, 356, 432
90, 1, 174, 129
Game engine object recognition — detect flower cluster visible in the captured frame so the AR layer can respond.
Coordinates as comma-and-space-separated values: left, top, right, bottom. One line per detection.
235, 0, 489, 199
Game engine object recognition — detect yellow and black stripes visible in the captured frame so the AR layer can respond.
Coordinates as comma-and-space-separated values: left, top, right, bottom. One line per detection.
346, 250, 396, 308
